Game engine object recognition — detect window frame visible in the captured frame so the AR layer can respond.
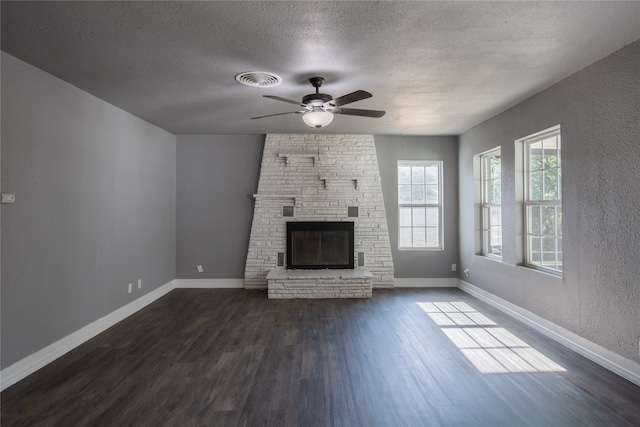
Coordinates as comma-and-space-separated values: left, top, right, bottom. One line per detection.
480, 148, 502, 259
522, 126, 562, 275
397, 160, 444, 251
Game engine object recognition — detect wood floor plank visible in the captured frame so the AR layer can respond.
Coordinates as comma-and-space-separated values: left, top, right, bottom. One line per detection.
2, 288, 639, 427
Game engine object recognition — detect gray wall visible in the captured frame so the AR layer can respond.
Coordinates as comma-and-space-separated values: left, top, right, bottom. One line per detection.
176, 135, 263, 279
375, 136, 459, 278
458, 41, 640, 363
1, 53, 176, 369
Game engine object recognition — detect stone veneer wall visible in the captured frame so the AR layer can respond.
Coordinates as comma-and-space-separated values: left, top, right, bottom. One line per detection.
244, 134, 394, 289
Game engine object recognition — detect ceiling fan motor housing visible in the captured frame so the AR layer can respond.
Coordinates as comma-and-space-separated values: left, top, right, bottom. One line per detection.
303, 76, 334, 107
302, 93, 333, 106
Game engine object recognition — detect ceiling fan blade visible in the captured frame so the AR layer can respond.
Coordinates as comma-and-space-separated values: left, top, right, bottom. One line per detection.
333, 107, 385, 118
251, 111, 302, 120
263, 95, 305, 107
331, 90, 372, 107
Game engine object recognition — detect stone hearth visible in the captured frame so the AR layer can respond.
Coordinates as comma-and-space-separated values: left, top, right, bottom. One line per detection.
266, 269, 373, 299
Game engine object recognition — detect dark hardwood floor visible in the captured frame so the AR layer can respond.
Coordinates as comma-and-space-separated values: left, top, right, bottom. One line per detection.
2, 288, 639, 426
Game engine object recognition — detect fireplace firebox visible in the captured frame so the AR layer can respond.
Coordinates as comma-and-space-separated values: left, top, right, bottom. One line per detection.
286, 222, 355, 269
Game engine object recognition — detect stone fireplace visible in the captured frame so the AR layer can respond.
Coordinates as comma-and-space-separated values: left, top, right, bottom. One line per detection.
244, 134, 394, 297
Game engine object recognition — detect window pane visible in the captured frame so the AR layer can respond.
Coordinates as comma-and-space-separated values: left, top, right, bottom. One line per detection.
426, 228, 439, 247
529, 236, 542, 264
413, 227, 426, 247
557, 147, 562, 168
489, 206, 501, 228
557, 206, 562, 236
543, 135, 559, 148
490, 156, 501, 179
529, 141, 543, 171
426, 207, 439, 226
541, 206, 557, 236
542, 237, 559, 269
529, 171, 543, 200
489, 226, 502, 256
412, 185, 426, 203
543, 152, 559, 170
529, 154, 543, 171
542, 236, 557, 251
543, 170, 559, 200
490, 179, 501, 204
399, 185, 412, 203
399, 228, 412, 247
558, 168, 562, 199
412, 166, 425, 184
399, 207, 412, 226
482, 179, 489, 204
412, 207, 426, 226
425, 165, 439, 184
425, 184, 438, 204
528, 206, 541, 235
398, 165, 412, 184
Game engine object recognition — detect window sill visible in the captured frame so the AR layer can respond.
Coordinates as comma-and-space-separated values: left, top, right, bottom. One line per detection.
475, 253, 504, 263
517, 264, 563, 279
399, 247, 444, 252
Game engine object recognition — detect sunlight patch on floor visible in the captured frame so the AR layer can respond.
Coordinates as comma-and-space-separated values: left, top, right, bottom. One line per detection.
418, 302, 566, 374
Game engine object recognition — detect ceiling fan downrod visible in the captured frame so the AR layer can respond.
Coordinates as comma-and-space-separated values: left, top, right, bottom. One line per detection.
309, 77, 324, 93
303, 77, 333, 105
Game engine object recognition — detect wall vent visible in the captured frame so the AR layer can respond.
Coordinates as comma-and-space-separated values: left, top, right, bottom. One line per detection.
235, 72, 282, 88
348, 206, 359, 217
357, 252, 365, 267
283, 206, 294, 217
277, 252, 285, 267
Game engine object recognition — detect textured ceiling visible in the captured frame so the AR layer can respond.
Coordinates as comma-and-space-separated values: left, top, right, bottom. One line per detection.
2, 1, 639, 135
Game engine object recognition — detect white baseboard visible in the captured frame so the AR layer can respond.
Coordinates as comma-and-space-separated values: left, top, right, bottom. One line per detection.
394, 277, 458, 288
174, 278, 245, 289
0, 280, 176, 391
458, 280, 640, 386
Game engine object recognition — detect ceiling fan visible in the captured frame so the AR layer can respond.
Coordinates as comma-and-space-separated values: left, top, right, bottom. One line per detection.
251, 77, 385, 128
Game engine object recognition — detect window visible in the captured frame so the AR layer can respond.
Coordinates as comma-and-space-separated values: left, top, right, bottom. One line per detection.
398, 161, 443, 250
481, 149, 502, 258
523, 126, 562, 274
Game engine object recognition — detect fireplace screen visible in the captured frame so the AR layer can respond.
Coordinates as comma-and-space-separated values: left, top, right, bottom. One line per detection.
287, 222, 355, 269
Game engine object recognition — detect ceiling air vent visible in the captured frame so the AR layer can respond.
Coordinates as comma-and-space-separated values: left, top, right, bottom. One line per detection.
235, 72, 282, 88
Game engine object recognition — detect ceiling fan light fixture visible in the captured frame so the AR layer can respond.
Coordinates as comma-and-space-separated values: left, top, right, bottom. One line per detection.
302, 108, 334, 128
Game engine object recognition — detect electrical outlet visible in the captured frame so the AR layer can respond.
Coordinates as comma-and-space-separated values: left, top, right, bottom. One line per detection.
128, 283, 132, 293
1, 193, 16, 204
197, 265, 204, 273
451, 263, 457, 272
138, 279, 142, 289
